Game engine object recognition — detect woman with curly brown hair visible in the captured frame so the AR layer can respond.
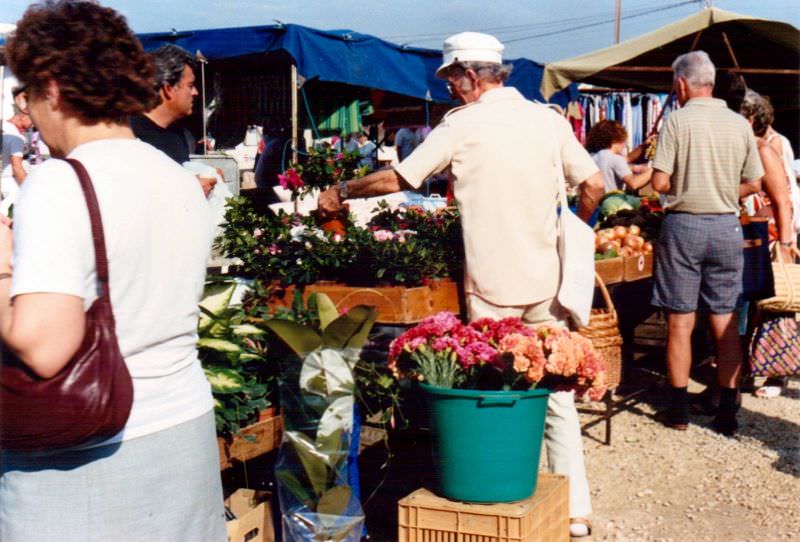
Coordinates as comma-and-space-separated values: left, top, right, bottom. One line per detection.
738, 90, 795, 263
585, 119, 653, 193
0, 2, 225, 540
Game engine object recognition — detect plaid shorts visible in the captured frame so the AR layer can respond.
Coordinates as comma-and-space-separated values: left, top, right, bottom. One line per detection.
651, 213, 743, 314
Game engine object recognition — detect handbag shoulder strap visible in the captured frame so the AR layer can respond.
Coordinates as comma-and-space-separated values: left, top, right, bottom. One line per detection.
64, 158, 111, 303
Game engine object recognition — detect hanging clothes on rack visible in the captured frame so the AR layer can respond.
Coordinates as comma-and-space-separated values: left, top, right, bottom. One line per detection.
578, 91, 673, 151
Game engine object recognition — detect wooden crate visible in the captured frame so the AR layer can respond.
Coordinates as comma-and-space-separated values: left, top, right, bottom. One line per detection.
272, 279, 462, 324
218, 413, 283, 470
595, 256, 624, 285
623, 252, 653, 282
398, 473, 569, 542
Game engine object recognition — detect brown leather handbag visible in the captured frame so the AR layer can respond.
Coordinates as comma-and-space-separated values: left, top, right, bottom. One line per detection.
0, 158, 134, 452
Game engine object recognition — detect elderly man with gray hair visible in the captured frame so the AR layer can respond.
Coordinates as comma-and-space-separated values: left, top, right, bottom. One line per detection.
650, 51, 764, 436
320, 31, 605, 538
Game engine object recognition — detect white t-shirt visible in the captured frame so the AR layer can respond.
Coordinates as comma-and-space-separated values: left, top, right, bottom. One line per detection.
10, 138, 215, 443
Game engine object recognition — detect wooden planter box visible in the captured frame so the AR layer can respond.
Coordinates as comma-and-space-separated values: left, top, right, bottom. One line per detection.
595, 256, 624, 285
272, 279, 463, 324
218, 412, 283, 470
622, 252, 653, 282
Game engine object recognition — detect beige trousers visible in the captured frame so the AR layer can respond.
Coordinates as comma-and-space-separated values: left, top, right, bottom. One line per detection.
466, 293, 593, 518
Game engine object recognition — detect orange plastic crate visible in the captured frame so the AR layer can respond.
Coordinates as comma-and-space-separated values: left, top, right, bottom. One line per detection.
398, 473, 569, 542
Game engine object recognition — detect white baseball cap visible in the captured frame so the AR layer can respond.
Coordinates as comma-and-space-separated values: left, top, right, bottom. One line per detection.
436, 32, 505, 78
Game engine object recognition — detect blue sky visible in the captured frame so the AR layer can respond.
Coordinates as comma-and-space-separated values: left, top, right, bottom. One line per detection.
1, 0, 798, 62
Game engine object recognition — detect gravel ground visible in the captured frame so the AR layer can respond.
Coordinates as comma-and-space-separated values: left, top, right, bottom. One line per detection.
578, 377, 800, 542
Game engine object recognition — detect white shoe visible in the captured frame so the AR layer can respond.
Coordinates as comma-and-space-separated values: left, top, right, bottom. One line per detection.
570, 518, 592, 538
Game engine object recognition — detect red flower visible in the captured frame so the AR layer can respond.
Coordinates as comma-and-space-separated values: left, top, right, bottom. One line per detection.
278, 168, 304, 190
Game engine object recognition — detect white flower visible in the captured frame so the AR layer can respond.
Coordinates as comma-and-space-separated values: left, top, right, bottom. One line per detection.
296, 258, 303, 265
253, 228, 263, 239
305, 241, 312, 250
289, 225, 308, 242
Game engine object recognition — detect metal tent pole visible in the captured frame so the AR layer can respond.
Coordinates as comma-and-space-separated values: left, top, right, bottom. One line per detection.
291, 63, 298, 163
196, 50, 208, 155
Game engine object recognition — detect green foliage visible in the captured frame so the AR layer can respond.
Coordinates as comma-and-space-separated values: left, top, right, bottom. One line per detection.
216, 198, 357, 288
198, 278, 278, 435
285, 146, 370, 200
264, 294, 401, 435
216, 197, 465, 288
367, 202, 464, 280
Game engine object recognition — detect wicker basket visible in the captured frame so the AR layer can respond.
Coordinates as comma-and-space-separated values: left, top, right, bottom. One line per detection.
578, 273, 623, 389
757, 246, 800, 313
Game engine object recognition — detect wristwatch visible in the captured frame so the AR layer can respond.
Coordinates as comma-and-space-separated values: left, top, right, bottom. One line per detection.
338, 180, 349, 200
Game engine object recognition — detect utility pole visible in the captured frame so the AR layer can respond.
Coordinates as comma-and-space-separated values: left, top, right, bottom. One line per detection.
614, 0, 621, 44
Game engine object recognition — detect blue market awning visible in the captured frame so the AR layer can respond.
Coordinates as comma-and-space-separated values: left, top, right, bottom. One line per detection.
136, 24, 576, 106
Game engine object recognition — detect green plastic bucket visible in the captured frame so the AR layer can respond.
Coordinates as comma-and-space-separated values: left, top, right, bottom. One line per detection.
421, 383, 550, 503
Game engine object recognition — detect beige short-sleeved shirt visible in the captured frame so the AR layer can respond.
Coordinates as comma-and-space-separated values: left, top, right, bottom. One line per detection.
652, 97, 763, 214
395, 87, 598, 306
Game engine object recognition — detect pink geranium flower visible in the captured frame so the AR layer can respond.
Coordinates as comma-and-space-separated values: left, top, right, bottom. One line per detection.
278, 168, 304, 190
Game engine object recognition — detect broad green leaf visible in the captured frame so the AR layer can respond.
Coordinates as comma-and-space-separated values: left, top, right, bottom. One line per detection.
300, 349, 355, 398
239, 352, 263, 362
203, 367, 244, 393
198, 282, 236, 333
314, 510, 365, 541
316, 485, 353, 517
317, 396, 354, 442
284, 430, 330, 498
265, 319, 321, 356
231, 324, 265, 336
316, 293, 339, 331
274, 470, 315, 508
197, 338, 242, 353
321, 305, 377, 349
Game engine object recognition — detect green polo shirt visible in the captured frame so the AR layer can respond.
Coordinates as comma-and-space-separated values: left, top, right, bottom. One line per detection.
653, 97, 763, 214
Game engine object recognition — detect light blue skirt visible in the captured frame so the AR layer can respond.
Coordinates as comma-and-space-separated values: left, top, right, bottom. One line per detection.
0, 411, 226, 542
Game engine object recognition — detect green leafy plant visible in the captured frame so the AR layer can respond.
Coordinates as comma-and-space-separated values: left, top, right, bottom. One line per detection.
265, 295, 381, 539
198, 279, 278, 435
216, 197, 466, 289
280, 146, 370, 200
365, 203, 464, 282
216, 198, 358, 287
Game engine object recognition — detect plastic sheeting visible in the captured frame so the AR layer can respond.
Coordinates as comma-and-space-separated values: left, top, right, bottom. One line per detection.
135, 23, 576, 106
275, 346, 365, 542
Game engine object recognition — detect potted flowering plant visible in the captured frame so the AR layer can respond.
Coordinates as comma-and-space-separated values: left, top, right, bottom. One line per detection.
216, 198, 355, 287
388, 311, 607, 503
279, 146, 369, 201
367, 204, 463, 280
346, 225, 438, 286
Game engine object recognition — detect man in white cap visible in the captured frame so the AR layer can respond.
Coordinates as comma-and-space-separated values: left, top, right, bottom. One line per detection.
319, 31, 604, 537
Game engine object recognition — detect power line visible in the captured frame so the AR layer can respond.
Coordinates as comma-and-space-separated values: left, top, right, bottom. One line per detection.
503, 0, 700, 43
381, 0, 701, 45
383, 11, 628, 40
